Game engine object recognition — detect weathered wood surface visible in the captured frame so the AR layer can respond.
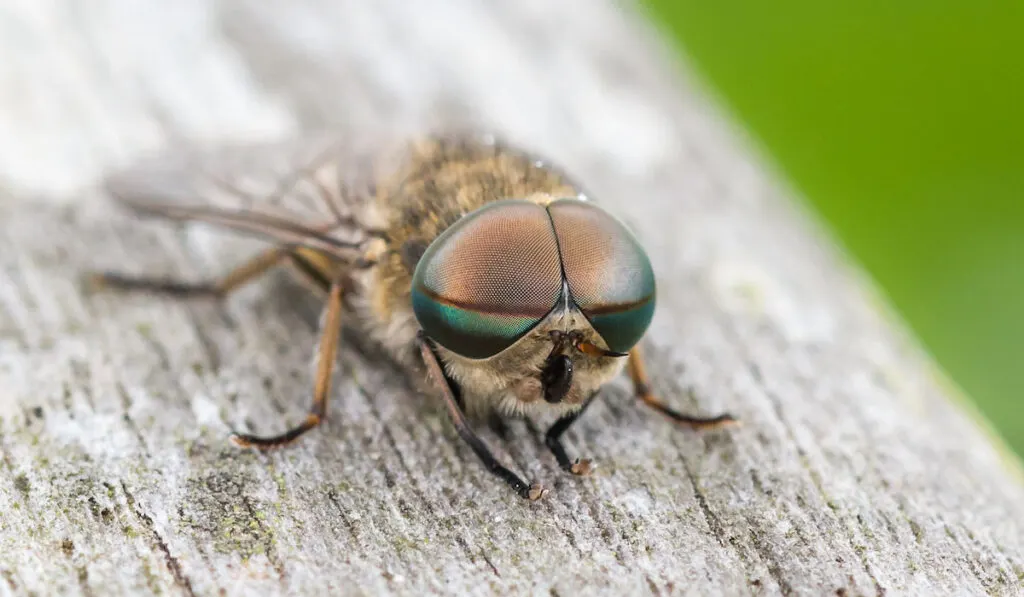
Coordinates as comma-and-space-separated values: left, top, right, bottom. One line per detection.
1, 1, 1023, 595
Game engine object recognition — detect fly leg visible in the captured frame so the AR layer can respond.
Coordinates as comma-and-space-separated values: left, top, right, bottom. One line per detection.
85, 246, 288, 299
231, 277, 344, 447
544, 395, 596, 476
628, 345, 738, 429
417, 332, 547, 501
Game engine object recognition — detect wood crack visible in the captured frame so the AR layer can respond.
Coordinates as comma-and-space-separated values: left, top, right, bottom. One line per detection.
120, 481, 197, 597
186, 313, 223, 374
324, 487, 361, 547
117, 383, 152, 458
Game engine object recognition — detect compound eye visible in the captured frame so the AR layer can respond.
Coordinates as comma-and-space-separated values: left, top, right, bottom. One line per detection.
547, 199, 656, 353
412, 200, 563, 359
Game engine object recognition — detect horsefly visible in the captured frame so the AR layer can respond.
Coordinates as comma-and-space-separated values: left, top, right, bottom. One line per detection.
87, 129, 737, 500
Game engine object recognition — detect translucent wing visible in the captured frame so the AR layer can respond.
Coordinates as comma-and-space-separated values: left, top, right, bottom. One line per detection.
103, 131, 405, 259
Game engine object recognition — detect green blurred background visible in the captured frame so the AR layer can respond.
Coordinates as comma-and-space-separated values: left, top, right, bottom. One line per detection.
641, 1, 1024, 455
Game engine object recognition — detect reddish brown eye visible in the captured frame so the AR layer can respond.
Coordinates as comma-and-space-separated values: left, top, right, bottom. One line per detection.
411, 200, 563, 359
547, 199, 656, 353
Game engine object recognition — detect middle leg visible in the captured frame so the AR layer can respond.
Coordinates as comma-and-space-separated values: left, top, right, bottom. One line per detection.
231, 276, 345, 447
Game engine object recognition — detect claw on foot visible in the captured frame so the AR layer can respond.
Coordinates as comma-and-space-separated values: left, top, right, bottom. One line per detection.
527, 483, 549, 501
229, 433, 255, 448
701, 414, 742, 430
570, 458, 595, 476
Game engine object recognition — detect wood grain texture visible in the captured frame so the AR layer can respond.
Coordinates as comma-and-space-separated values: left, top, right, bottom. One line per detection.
2, 1, 1023, 595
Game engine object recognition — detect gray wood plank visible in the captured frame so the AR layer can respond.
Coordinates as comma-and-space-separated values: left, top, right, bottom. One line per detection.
1, 1, 1022, 595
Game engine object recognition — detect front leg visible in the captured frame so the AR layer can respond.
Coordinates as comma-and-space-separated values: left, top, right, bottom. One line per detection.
545, 396, 596, 476
628, 345, 738, 429
416, 333, 548, 501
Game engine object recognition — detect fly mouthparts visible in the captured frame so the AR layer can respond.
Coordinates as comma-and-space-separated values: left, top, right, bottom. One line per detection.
575, 340, 628, 359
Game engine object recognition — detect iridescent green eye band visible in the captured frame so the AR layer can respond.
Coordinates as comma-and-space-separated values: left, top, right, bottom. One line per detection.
578, 295, 656, 354
411, 284, 554, 359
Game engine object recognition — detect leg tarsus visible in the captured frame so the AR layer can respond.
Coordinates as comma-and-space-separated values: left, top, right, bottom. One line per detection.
231, 413, 322, 448
84, 271, 223, 298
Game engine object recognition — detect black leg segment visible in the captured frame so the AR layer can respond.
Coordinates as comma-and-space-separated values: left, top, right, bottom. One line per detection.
544, 394, 596, 476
